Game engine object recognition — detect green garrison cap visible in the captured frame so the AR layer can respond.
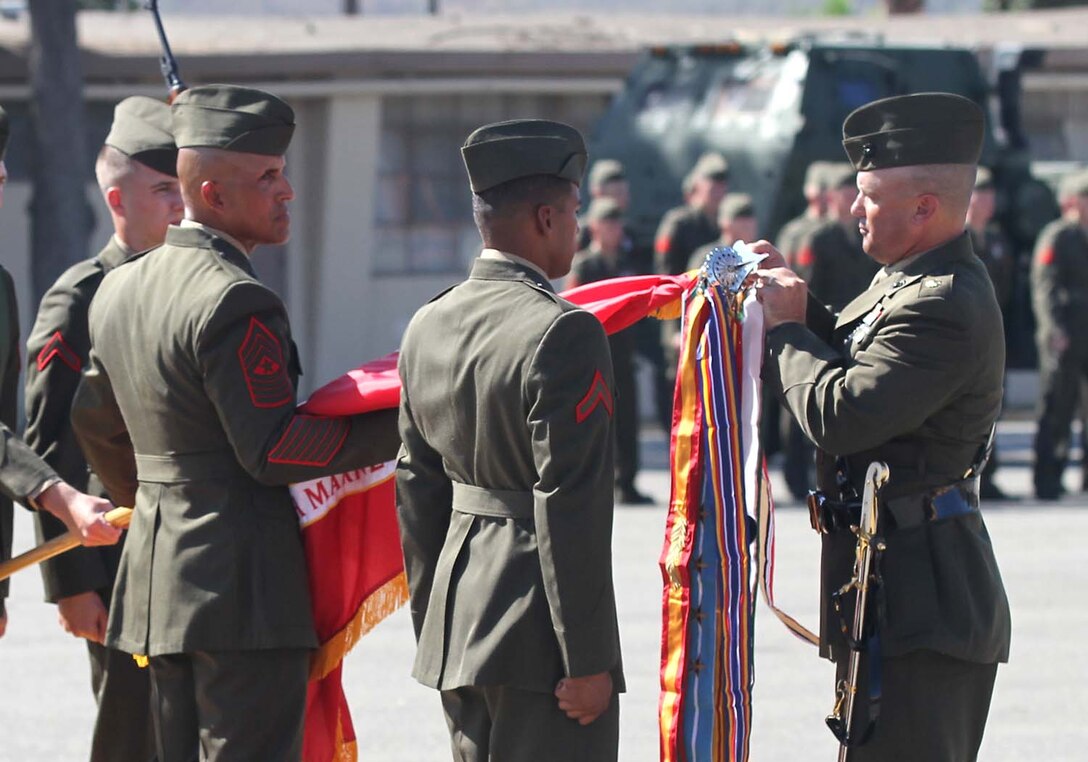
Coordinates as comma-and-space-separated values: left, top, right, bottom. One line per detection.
823, 162, 857, 190
462, 119, 587, 194
172, 85, 295, 156
1059, 169, 1088, 200
974, 166, 995, 191
804, 161, 831, 190
586, 196, 624, 222
691, 151, 730, 181
718, 192, 755, 221
0, 105, 8, 161
588, 159, 626, 190
842, 92, 983, 171
105, 96, 178, 177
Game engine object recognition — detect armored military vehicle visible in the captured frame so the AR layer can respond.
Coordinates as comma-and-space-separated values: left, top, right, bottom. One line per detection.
589, 36, 1057, 363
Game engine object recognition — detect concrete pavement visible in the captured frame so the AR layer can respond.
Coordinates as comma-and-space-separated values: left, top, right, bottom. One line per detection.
1, 421, 1086, 760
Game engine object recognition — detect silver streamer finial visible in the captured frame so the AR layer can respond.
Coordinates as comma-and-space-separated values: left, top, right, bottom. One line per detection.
697, 241, 768, 295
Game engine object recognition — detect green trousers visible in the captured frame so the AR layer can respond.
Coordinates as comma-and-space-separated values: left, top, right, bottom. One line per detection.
440, 684, 619, 762
88, 640, 157, 762
148, 649, 309, 762
839, 649, 999, 762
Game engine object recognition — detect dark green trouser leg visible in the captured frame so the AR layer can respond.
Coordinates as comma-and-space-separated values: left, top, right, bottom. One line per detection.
88, 640, 157, 762
837, 650, 998, 762
149, 649, 309, 762
441, 685, 619, 762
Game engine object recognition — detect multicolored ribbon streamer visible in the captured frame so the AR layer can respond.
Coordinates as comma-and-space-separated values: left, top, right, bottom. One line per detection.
660, 278, 809, 762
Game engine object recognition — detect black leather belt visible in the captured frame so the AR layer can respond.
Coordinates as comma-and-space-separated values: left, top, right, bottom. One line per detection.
808, 477, 980, 534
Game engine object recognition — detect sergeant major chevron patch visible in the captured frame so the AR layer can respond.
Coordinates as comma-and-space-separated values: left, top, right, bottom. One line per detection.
238, 316, 293, 408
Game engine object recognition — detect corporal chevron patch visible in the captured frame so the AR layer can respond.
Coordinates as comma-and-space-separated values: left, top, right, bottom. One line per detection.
36, 331, 82, 372
575, 369, 613, 424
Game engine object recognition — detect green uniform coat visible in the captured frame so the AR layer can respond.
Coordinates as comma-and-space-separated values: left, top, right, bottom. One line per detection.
71, 224, 400, 657
25, 238, 157, 762
1030, 218, 1088, 496
970, 224, 1014, 315
654, 203, 719, 277
763, 232, 1011, 665
396, 257, 624, 693
1, 266, 58, 612
25, 237, 131, 602
776, 212, 824, 267
795, 220, 880, 312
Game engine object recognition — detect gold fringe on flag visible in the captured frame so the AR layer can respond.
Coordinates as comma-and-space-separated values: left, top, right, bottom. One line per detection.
309, 572, 410, 681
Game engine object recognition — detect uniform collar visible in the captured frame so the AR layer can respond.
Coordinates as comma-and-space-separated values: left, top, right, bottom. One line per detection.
166, 222, 257, 278
471, 250, 555, 293
180, 219, 251, 259
836, 231, 974, 329
98, 235, 137, 272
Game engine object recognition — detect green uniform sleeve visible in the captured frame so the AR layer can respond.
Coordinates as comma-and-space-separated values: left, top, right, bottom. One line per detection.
394, 375, 453, 642
655, 212, 687, 276
25, 276, 112, 601
197, 282, 399, 485
526, 309, 621, 678
71, 351, 137, 508
1030, 226, 1072, 340
0, 269, 58, 507
765, 291, 974, 456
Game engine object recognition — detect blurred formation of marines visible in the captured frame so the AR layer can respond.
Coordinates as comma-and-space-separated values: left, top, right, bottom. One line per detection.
0, 105, 121, 641
967, 167, 1015, 501
70, 85, 399, 761
780, 163, 879, 500
397, 119, 623, 762
24, 96, 181, 762
757, 92, 1011, 761
794, 162, 879, 312
655, 152, 729, 403
570, 197, 653, 505
778, 161, 830, 268
1030, 169, 1088, 500
687, 192, 759, 270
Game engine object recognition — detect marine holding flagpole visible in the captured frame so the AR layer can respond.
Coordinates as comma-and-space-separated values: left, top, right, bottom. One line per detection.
754, 92, 1012, 761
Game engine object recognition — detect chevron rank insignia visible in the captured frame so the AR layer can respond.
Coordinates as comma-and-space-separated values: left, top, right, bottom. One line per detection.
575, 369, 613, 424
238, 317, 293, 408
36, 331, 82, 372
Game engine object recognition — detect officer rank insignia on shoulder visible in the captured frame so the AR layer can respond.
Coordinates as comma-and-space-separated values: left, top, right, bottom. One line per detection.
918, 274, 953, 297
575, 369, 613, 424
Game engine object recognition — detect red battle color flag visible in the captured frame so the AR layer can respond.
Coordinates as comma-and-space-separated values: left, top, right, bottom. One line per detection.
291, 273, 694, 761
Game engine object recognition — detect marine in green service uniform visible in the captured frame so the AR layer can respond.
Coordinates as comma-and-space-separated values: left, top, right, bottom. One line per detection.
26, 95, 183, 762
654, 151, 729, 277
793, 163, 879, 313
656, 152, 729, 411
579, 159, 671, 433
0, 104, 121, 642
967, 167, 1015, 501
1030, 169, 1088, 500
569, 196, 652, 505
397, 119, 624, 762
756, 93, 1011, 761
687, 192, 759, 271
70, 85, 400, 761
781, 164, 879, 500
777, 160, 830, 268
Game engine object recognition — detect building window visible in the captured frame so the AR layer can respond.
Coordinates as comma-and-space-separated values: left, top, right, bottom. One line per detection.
374, 92, 610, 275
